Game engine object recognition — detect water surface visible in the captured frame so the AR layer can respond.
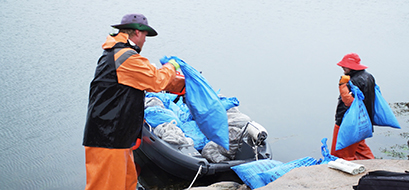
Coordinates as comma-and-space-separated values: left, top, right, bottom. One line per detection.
1, 0, 408, 189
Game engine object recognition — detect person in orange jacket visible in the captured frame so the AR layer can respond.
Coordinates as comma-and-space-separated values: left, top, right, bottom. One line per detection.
331, 53, 375, 160
82, 13, 184, 190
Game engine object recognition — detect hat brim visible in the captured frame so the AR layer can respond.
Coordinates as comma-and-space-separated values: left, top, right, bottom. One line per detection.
337, 61, 368, 70
111, 23, 157, 36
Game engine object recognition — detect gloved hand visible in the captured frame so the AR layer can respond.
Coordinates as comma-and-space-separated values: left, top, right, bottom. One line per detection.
160, 56, 171, 65
168, 59, 180, 70
160, 56, 180, 70
339, 75, 350, 85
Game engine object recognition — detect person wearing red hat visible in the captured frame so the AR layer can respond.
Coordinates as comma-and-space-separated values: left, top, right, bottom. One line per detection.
331, 53, 376, 160
82, 13, 184, 190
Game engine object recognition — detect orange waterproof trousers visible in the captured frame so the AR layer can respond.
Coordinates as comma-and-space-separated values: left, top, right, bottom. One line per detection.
331, 124, 374, 161
84, 146, 137, 190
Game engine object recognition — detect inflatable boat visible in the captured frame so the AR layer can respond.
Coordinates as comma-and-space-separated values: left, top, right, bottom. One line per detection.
135, 121, 273, 180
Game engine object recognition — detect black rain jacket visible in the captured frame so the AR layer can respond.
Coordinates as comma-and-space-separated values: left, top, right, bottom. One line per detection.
83, 33, 176, 148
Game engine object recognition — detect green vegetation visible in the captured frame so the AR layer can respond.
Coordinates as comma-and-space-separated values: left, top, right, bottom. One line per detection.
378, 102, 409, 160
380, 142, 408, 159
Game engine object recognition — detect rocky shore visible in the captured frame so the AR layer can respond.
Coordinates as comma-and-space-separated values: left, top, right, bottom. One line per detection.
188, 159, 409, 190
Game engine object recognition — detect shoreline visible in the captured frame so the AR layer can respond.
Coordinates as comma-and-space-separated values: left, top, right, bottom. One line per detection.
188, 159, 409, 190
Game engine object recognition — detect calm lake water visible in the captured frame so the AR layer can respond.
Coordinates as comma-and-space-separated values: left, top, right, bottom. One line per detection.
1, 0, 408, 189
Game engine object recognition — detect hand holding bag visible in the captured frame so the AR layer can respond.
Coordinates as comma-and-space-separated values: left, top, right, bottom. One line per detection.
336, 81, 373, 150
160, 56, 230, 150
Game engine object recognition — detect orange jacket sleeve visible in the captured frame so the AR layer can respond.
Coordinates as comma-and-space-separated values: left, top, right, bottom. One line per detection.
339, 83, 354, 107
115, 49, 176, 92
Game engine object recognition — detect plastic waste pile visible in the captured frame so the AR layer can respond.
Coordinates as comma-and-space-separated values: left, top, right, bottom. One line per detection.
144, 92, 209, 150
144, 56, 271, 164
144, 91, 265, 163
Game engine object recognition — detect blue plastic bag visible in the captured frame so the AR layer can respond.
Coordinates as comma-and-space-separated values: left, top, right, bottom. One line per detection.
160, 56, 229, 150
144, 106, 182, 128
258, 157, 318, 188
336, 81, 373, 150
318, 138, 338, 164
231, 159, 284, 189
231, 157, 317, 189
179, 121, 209, 150
174, 99, 193, 123
373, 84, 401, 129
219, 96, 240, 110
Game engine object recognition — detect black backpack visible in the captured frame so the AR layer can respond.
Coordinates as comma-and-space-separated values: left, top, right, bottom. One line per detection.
353, 170, 409, 190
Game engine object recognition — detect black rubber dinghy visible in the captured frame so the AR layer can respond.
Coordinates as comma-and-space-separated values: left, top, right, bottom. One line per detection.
135, 122, 273, 180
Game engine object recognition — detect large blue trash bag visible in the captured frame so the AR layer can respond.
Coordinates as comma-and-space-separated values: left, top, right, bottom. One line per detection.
318, 138, 338, 164
336, 81, 373, 150
373, 84, 401, 129
231, 159, 284, 190
160, 56, 229, 150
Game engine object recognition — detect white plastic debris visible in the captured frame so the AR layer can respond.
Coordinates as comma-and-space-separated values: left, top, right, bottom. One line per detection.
328, 158, 365, 175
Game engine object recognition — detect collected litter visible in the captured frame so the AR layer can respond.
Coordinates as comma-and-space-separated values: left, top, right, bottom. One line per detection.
153, 120, 194, 146
144, 91, 264, 157
138, 56, 273, 183
161, 56, 229, 150
336, 81, 373, 151
231, 137, 339, 189
328, 158, 366, 175
336, 81, 401, 151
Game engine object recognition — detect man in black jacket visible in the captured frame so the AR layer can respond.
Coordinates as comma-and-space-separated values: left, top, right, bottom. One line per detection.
331, 53, 375, 160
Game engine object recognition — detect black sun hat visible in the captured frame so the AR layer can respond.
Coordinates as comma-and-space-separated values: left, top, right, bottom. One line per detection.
111, 13, 158, 36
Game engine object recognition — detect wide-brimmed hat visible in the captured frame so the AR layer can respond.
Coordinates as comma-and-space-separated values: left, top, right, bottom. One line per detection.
111, 13, 158, 36
337, 53, 368, 70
